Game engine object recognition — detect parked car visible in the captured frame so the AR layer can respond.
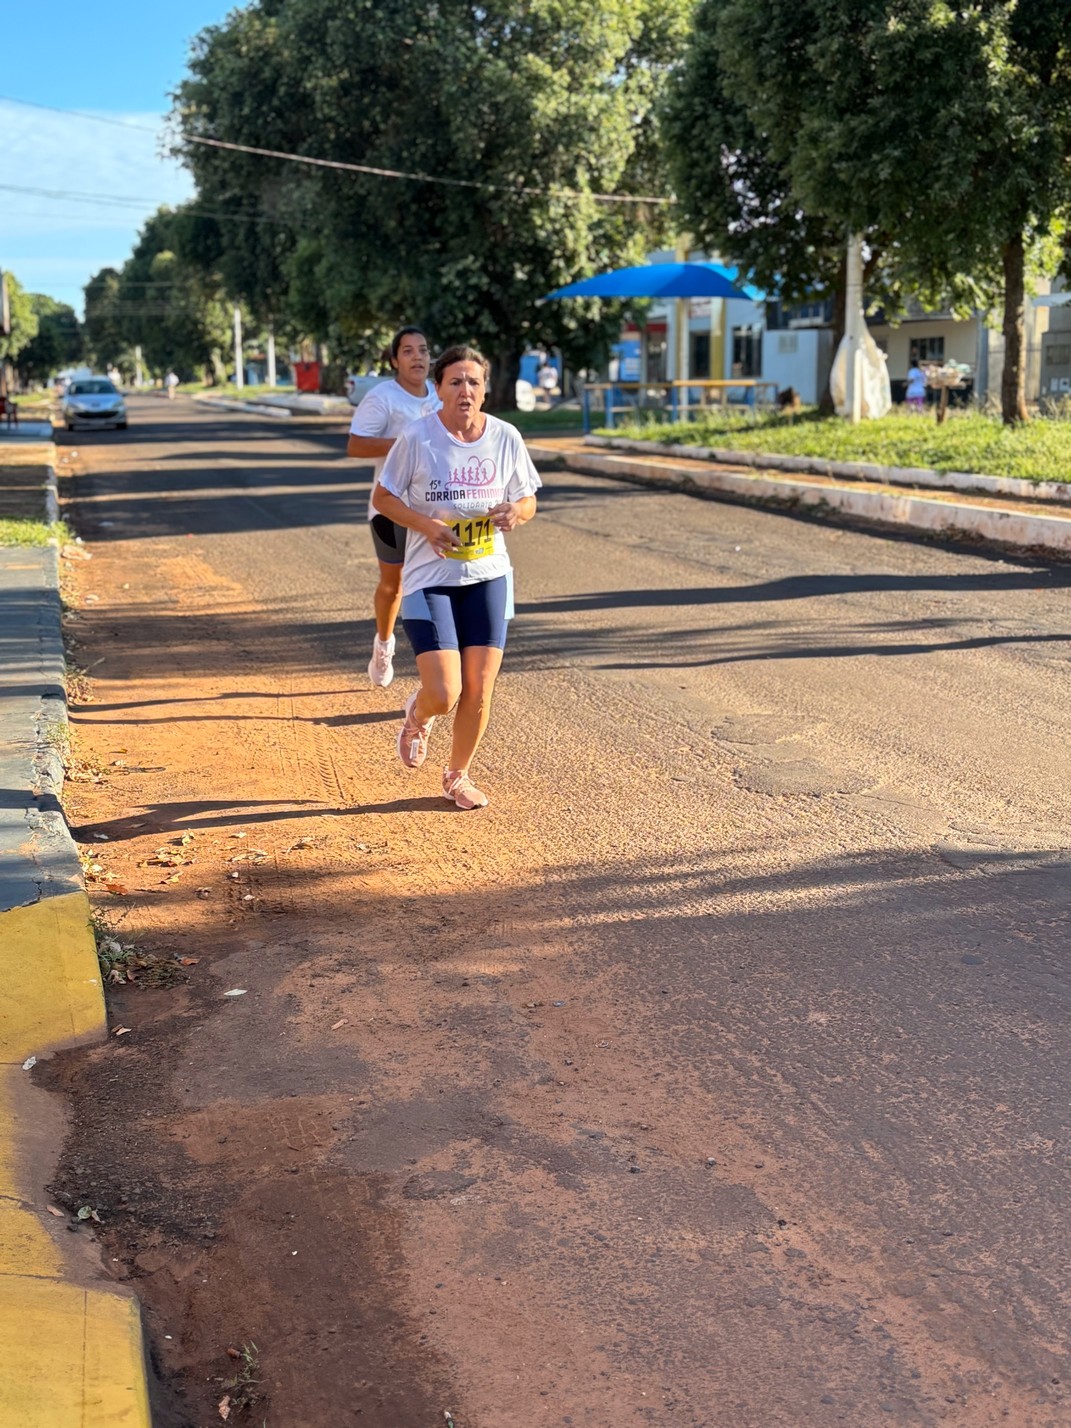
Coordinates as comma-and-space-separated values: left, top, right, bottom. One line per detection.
345, 373, 389, 406
62, 377, 127, 431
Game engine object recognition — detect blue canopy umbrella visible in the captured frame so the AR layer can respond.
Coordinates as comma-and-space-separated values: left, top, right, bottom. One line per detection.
543, 260, 764, 303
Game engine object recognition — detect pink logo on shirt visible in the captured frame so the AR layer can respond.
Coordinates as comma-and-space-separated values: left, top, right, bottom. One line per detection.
451, 456, 498, 488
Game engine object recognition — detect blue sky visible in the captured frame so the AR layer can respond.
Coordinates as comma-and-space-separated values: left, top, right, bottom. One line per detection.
0, 0, 238, 312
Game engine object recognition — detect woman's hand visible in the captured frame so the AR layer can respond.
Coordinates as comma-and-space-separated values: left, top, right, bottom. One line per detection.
423, 517, 462, 558
488, 501, 522, 532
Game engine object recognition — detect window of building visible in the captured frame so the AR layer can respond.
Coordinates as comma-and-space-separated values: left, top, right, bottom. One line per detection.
1045, 342, 1071, 367
732, 325, 762, 377
690, 332, 711, 380
909, 336, 945, 363
646, 338, 667, 383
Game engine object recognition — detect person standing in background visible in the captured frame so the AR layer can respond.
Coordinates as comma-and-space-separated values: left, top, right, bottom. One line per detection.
347, 328, 440, 687
905, 359, 927, 413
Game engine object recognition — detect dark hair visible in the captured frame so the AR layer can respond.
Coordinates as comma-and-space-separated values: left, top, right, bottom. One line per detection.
390, 326, 427, 362
433, 345, 489, 385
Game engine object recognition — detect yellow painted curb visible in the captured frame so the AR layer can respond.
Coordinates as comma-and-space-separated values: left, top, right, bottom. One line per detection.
0, 891, 105, 1064
0, 1275, 151, 1427
0, 893, 152, 1425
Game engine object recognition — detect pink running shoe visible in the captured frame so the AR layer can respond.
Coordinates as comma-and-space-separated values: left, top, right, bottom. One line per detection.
368, 633, 395, 688
397, 692, 434, 768
443, 768, 489, 810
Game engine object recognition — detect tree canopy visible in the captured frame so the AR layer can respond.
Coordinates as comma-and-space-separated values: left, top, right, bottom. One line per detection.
0, 272, 39, 366
665, 0, 1071, 422
83, 208, 241, 380
16, 295, 83, 384
172, 0, 691, 403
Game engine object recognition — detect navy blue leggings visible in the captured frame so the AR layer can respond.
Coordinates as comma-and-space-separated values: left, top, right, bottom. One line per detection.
401, 575, 512, 654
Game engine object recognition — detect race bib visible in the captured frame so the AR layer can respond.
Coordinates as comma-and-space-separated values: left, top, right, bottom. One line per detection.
445, 514, 496, 561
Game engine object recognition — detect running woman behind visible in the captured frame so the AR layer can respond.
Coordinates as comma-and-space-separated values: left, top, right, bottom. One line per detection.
347, 327, 441, 687
372, 345, 540, 810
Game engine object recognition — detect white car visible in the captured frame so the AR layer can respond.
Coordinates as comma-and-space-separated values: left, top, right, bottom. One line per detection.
345, 373, 389, 406
62, 378, 127, 431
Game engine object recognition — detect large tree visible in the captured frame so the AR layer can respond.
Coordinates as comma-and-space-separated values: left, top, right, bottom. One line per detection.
173, 0, 691, 405
666, 0, 1071, 424
86, 210, 240, 381
83, 268, 127, 371
16, 295, 83, 385
117, 209, 235, 381
0, 271, 39, 370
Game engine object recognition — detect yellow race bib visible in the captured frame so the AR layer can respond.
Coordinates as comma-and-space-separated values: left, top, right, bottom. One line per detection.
445, 514, 496, 561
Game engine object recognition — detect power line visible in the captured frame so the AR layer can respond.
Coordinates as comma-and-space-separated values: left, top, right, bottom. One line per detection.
0, 183, 292, 226
0, 92, 671, 206
187, 135, 671, 206
0, 93, 160, 134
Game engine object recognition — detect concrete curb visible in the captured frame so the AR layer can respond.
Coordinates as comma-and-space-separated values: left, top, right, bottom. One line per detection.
0, 542, 153, 1425
195, 396, 293, 419
193, 392, 352, 418
587, 434, 1071, 506
527, 442, 1071, 560
45, 466, 59, 527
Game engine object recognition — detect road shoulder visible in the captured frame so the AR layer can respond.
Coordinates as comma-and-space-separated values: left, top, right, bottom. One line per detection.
0, 531, 152, 1426
527, 435, 1071, 559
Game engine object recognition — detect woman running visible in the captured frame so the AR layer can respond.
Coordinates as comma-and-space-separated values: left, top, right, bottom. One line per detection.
372, 345, 540, 809
347, 327, 440, 687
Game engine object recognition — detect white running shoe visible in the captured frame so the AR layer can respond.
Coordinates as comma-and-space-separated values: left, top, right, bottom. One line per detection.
398, 692, 434, 768
368, 634, 395, 688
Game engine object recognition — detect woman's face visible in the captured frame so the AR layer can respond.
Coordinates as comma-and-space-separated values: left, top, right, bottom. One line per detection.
436, 360, 486, 424
392, 333, 430, 387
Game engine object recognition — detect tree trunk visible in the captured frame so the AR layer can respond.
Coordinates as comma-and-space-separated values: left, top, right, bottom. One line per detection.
1001, 234, 1029, 426
488, 349, 520, 412
818, 250, 849, 416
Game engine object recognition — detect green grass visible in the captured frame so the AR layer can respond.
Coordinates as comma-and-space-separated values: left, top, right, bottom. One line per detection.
601, 407, 1071, 485
499, 405, 585, 434
180, 381, 297, 397
0, 518, 71, 547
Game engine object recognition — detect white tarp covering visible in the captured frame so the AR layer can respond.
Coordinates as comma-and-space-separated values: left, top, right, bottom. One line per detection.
830, 234, 892, 420
830, 328, 892, 419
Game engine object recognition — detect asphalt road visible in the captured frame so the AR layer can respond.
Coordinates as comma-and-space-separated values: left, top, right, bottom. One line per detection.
58, 395, 1071, 1427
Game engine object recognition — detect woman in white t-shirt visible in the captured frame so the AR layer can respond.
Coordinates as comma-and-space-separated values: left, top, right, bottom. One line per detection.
347, 327, 440, 688
373, 345, 541, 810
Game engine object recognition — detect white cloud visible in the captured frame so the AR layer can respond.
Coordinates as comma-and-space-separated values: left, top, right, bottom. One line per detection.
0, 99, 195, 310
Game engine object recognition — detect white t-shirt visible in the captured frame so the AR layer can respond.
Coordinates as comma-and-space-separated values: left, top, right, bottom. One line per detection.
348, 378, 440, 520
378, 412, 542, 596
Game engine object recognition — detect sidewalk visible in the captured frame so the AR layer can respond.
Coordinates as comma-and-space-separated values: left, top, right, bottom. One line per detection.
0, 449, 152, 1424
193, 391, 351, 418
0, 420, 54, 443
526, 435, 1071, 559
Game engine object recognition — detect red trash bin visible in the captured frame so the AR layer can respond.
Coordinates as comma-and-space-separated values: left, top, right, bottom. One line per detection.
294, 361, 321, 393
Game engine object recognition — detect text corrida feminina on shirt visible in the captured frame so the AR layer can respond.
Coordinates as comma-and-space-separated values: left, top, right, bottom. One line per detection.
378, 412, 542, 596
423, 455, 502, 505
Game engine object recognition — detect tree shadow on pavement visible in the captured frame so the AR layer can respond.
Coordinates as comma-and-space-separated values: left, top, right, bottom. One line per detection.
69, 794, 451, 841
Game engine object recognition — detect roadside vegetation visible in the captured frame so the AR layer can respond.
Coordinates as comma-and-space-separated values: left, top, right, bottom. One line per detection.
500, 406, 585, 435
0, 518, 72, 546
602, 407, 1071, 485
178, 381, 296, 398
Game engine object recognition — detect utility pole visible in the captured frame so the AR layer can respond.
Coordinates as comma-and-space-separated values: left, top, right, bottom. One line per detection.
233, 306, 244, 390
134, 344, 144, 389
843, 233, 864, 425
266, 324, 277, 388
0, 270, 10, 400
